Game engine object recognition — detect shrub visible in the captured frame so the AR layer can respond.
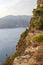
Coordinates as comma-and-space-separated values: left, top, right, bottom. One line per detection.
32, 20, 41, 28
33, 5, 43, 15
32, 16, 43, 30
33, 33, 43, 42
21, 29, 29, 38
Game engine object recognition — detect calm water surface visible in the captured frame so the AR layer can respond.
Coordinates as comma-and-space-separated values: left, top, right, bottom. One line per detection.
0, 28, 26, 65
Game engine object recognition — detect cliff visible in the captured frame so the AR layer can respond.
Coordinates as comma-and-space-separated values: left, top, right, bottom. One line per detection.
3, 0, 43, 65
37, 0, 43, 6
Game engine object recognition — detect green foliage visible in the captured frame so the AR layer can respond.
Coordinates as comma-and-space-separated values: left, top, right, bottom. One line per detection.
32, 4, 43, 29
33, 33, 43, 42
21, 29, 29, 38
33, 4, 43, 15
32, 15, 43, 29
32, 19, 41, 28
36, 8, 43, 14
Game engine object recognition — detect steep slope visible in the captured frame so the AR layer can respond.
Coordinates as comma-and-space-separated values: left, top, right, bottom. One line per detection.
3, 0, 43, 65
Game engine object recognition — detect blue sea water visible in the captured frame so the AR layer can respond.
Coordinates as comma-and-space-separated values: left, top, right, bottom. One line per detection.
0, 28, 26, 65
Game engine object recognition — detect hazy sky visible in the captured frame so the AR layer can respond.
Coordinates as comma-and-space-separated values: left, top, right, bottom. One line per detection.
0, 0, 37, 18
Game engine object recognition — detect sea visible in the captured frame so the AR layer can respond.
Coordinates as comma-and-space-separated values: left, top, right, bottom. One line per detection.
0, 28, 26, 65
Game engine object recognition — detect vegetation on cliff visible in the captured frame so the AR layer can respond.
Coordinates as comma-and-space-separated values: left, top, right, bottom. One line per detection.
33, 33, 43, 42
31, 4, 43, 30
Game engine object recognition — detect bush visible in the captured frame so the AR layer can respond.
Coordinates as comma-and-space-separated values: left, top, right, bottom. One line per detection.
33, 33, 43, 42
32, 20, 41, 28
33, 5, 43, 15
32, 15, 43, 30
21, 29, 29, 38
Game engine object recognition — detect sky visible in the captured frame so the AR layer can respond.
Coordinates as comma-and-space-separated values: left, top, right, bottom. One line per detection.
0, 0, 37, 18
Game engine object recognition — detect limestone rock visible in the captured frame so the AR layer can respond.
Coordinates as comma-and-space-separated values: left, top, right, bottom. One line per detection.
13, 55, 30, 65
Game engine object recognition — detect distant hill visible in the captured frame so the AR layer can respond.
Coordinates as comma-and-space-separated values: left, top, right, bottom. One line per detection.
0, 15, 31, 28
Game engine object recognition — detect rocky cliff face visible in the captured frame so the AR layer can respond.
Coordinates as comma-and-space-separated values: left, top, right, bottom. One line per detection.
3, 0, 43, 65
37, 0, 43, 6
